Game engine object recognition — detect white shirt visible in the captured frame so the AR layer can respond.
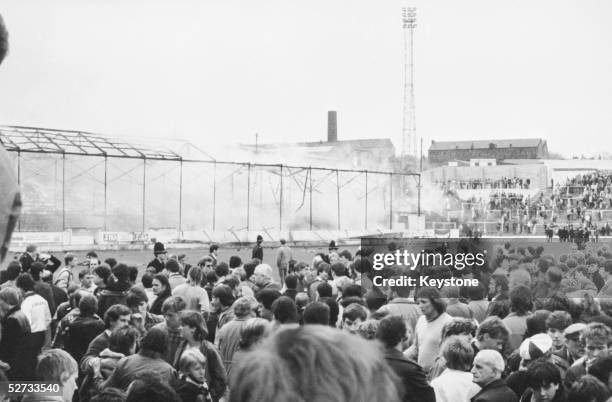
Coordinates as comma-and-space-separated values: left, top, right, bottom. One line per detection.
21, 292, 52, 332
430, 368, 481, 402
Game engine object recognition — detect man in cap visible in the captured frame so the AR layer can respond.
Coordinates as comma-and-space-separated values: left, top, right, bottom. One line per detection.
470, 349, 518, 402
275, 239, 292, 285
252, 235, 263, 261
147, 242, 167, 273
597, 260, 612, 298
564, 322, 611, 389
558, 323, 587, 366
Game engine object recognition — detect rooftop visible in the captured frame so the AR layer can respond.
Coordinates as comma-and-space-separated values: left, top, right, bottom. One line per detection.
429, 138, 545, 151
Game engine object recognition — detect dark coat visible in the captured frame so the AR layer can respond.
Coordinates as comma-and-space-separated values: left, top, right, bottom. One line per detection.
384, 348, 435, 402
33, 281, 56, 316
471, 379, 518, 402
64, 315, 105, 363
251, 244, 263, 261
147, 258, 165, 273
174, 340, 227, 402
97, 281, 131, 317
0, 306, 36, 380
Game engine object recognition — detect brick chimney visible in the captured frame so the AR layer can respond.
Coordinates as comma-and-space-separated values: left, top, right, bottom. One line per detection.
327, 111, 337, 142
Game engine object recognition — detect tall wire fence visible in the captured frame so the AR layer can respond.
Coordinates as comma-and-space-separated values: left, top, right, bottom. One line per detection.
9, 152, 421, 234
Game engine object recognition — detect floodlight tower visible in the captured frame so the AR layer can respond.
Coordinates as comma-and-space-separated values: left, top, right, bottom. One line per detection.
401, 7, 417, 158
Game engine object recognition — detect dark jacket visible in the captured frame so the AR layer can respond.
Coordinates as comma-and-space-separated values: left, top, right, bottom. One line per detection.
251, 244, 263, 261
64, 315, 105, 363
33, 281, 56, 317
174, 340, 227, 402
97, 281, 131, 317
0, 306, 36, 380
471, 379, 518, 402
80, 330, 111, 372
283, 289, 297, 300
384, 348, 435, 402
147, 258, 165, 273
176, 376, 212, 402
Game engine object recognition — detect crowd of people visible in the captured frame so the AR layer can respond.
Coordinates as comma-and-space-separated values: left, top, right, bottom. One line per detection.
437, 177, 532, 191
3, 239, 612, 401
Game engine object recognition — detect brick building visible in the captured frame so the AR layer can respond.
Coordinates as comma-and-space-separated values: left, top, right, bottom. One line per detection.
428, 138, 548, 165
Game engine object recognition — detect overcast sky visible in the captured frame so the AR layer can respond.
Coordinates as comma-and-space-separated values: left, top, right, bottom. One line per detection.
0, 0, 610, 158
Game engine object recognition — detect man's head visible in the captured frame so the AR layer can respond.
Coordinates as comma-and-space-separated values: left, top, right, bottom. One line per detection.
525, 358, 562, 402
109, 326, 139, 356
564, 323, 587, 360
588, 356, 612, 393
567, 375, 610, 402
78, 294, 98, 317
230, 325, 402, 402
126, 287, 148, 315
36, 349, 78, 402
376, 315, 409, 350
104, 304, 132, 331
252, 264, 273, 286
441, 336, 474, 372
545, 310, 572, 349
302, 301, 330, 326
442, 318, 478, 341
583, 322, 612, 363
476, 316, 509, 352
161, 296, 186, 329
471, 349, 505, 387
341, 303, 368, 334
416, 287, 446, 319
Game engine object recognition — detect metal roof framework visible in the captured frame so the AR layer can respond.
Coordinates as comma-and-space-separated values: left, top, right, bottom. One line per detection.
0, 125, 182, 160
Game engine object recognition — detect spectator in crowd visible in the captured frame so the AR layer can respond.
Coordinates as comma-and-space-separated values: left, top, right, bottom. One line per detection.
101, 327, 177, 391
79, 269, 97, 294
302, 301, 330, 325
63, 294, 105, 363
23, 349, 78, 402
176, 349, 213, 402
503, 285, 533, 351
147, 242, 168, 274
565, 322, 612, 389
1, 260, 22, 289
212, 284, 236, 337
376, 315, 435, 402
0, 286, 36, 380
173, 266, 210, 315
230, 317, 271, 377
252, 264, 281, 293
29, 262, 57, 317
92, 265, 112, 297
149, 274, 172, 316
97, 264, 131, 318
251, 235, 263, 261
152, 296, 187, 364
173, 310, 227, 402
275, 239, 292, 285
282, 274, 298, 300
167, 259, 186, 290
471, 349, 518, 402
566, 375, 610, 402
430, 336, 480, 402
16, 273, 52, 360
341, 302, 368, 334
81, 326, 139, 401
80, 304, 132, 373
467, 283, 490, 323
55, 253, 76, 293
125, 287, 163, 335
406, 287, 454, 372
230, 325, 404, 402
216, 297, 255, 376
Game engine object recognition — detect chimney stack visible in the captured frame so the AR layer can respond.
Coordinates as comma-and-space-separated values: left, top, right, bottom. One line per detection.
327, 111, 337, 142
